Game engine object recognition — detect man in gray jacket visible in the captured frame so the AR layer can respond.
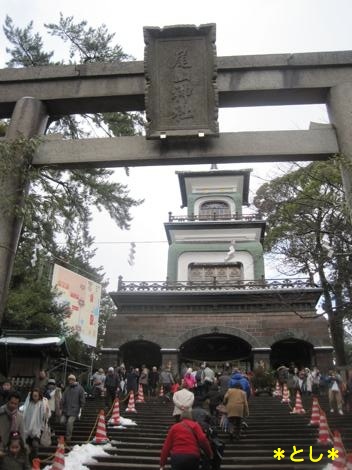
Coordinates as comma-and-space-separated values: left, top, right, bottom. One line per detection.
60, 374, 86, 444
0, 391, 25, 451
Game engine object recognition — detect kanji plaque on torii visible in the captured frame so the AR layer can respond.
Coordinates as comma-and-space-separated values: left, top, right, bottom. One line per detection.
144, 23, 219, 139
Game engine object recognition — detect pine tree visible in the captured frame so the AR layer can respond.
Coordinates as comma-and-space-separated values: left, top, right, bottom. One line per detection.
1, 15, 143, 356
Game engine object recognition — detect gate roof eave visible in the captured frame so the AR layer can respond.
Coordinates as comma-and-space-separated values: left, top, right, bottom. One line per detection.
110, 286, 323, 308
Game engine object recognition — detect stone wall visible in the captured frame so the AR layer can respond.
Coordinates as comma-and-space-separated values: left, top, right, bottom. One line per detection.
104, 308, 330, 350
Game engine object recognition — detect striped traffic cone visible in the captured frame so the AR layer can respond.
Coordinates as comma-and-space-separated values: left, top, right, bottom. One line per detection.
332, 430, 347, 469
159, 385, 164, 398
110, 398, 121, 425
291, 391, 306, 414
125, 390, 137, 412
274, 381, 282, 397
317, 410, 332, 445
32, 458, 41, 470
136, 383, 145, 403
308, 396, 320, 426
51, 435, 65, 469
92, 409, 109, 444
281, 384, 290, 404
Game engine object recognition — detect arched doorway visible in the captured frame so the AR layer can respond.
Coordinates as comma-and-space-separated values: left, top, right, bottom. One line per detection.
270, 338, 314, 369
179, 333, 252, 370
119, 340, 161, 369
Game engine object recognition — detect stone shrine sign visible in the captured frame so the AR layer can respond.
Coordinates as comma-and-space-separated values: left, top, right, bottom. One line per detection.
144, 24, 218, 138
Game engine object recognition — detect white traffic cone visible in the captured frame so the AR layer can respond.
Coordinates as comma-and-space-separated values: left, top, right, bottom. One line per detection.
308, 396, 320, 426
136, 383, 145, 403
291, 391, 306, 414
317, 410, 332, 445
51, 435, 65, 469
125, 390, 137, 412
332, 430, 347, 469
92, 409, 109, 444
110, 398, 121, 425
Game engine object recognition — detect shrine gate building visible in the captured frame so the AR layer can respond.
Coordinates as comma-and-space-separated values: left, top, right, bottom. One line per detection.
103, 168, 333, 373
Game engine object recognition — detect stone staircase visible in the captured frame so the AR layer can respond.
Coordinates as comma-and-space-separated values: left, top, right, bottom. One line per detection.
38, 394, 352, 469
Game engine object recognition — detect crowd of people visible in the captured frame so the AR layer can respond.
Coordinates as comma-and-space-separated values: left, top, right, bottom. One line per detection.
0, 362, 351, 469
160, 361, 352, 470
160, 362, 251, 470
275, 364, 352, 413
90, 363, 166, 403
0, 370, 85, 469
88, 361, 251, 469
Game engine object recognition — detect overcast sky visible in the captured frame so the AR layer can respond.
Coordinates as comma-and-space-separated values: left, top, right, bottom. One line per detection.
1, 0, 352, 290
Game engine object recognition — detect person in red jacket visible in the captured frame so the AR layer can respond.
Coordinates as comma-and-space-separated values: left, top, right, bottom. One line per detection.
160, 409, 213, 470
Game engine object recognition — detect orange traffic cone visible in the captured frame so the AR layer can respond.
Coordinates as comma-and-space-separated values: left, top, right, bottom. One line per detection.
125, 390, 137, 412
159, 385, 164, 397
110, 398, 121, 425
136, 383, 145, 403
274, 381, 282, 397
32, 458, 41, 470
92, 409, 109, 444
291, 391, 306, 414
51, 435, 65, 470
308, 396, 320, 426
281, 384, 290, 404
332, 430, 347, 469
317, 410, 332, 445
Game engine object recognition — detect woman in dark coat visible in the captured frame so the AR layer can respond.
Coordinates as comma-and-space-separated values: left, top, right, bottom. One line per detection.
126, 367, 139, 395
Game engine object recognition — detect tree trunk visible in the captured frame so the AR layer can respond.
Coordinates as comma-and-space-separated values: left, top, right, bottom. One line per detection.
317, 262, 347, 366
328, 311, 347, 365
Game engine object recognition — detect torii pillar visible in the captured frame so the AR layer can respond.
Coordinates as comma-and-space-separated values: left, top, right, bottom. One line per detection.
327, 83, 352, 218
0, 97, 48, 325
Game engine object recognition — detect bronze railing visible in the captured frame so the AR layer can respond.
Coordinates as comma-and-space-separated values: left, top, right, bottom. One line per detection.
117, 276, 318, 292
168, 212, 263, 222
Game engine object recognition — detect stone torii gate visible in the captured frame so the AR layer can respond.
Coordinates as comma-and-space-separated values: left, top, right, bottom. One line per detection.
1, 23, 352, 325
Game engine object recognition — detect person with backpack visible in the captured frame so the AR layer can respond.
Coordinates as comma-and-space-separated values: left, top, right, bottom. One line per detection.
228, 369, 250, 398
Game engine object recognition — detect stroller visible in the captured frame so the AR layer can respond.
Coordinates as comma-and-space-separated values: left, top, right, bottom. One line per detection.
200, 425, 225, 470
